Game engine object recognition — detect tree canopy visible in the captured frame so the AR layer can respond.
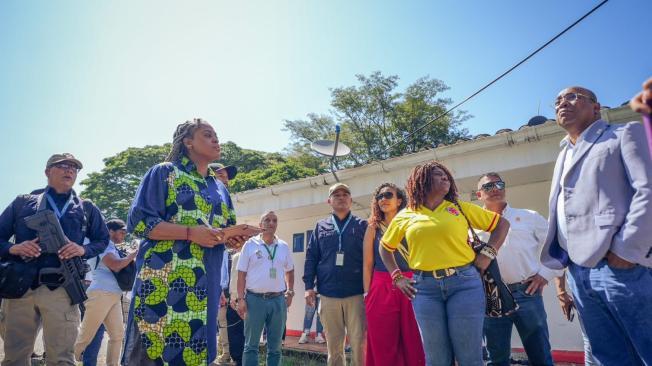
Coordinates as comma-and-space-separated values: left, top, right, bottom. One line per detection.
80, 143, 321, 220
284, 71, 470, 166
80, 144, 170, 220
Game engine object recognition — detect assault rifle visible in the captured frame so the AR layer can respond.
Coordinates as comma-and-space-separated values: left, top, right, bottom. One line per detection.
24, 210, 88, 311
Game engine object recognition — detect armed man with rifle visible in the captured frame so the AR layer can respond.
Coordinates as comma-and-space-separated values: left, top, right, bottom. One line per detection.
0, 153, 109, 366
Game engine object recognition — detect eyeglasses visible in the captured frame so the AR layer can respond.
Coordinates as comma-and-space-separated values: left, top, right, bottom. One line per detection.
375, 191, 395, 201
52, 163, 80, 172
481, 181, 505, 192
554, 92, 595, 109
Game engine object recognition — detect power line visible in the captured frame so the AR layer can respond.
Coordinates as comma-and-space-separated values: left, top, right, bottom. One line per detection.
381, 0, 610, 156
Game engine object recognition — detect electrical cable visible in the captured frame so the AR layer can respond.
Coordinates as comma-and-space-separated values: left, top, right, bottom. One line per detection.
381, 0, 610, 156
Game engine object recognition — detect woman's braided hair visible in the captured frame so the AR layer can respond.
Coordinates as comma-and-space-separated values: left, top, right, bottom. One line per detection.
165, 118, 209, 162
405, 161, 458, 209
369, 183, 407, 227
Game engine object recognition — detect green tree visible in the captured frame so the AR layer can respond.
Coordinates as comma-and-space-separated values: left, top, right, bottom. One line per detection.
80, 142, 321, 218
219, 141, 268, 172
230, 159, 319, 193
80, 144, 170, 220
284, 71, 470, 166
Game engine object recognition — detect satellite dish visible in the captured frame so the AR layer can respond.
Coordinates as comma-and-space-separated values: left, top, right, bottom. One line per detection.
310, 125, 351, 158
310, 125, 351, 182
311, 140, 351, 157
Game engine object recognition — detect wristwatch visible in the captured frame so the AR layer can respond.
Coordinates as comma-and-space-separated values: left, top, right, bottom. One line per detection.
285, 289, 295, 296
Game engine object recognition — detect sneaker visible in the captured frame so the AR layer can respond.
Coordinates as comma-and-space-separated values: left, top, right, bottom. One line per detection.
315, 333, 326, 344
298, 332, 309, 344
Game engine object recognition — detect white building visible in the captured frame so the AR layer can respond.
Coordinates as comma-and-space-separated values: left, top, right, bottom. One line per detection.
233, 105, 641, 362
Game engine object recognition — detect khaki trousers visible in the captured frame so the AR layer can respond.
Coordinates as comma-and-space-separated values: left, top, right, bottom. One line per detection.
217, 304, 231, 362
319, 295, 366, 366
121, 293, 131, 324
74, 290, 124, 366
1, 286, 81, 366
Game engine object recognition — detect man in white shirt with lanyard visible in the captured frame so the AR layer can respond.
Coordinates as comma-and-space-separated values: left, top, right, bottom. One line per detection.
477, 172, 562, 366
236, 211, 294, 366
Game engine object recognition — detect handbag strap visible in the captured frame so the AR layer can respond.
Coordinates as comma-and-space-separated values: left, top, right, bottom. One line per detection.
451, 200, 483, 245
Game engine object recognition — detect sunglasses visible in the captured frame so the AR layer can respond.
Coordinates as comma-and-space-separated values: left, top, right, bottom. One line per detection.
375, 191, 395, 201
553, 92, 596, 109
52, 163, 80, 172
481, 181, 506, 192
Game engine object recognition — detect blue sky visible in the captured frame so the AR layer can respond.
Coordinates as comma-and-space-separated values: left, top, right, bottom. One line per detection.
0, 0, 649, 205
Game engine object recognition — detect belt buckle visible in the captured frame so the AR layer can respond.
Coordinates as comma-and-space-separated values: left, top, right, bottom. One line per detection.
433, 268, 456, 279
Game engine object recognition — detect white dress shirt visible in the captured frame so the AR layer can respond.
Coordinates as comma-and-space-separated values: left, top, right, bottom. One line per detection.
220, 251, 229, 290
237, 234, 294, 293
229, 251, 240, 300
556, 143, 574, 252
556, 128, 591, 251
479, 205, 562, 284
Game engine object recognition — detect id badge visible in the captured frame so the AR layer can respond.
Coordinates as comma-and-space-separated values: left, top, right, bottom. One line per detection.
269, 267, 277, 279
335, 252, 344, 266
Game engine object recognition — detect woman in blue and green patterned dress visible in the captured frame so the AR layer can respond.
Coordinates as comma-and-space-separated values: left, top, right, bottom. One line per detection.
123, 119, 240, 366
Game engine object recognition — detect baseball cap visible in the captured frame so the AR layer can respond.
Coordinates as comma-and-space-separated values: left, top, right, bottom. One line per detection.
209, 163, 238, 180
328, 183, 351, 196
46, 153, 83, 170
106, 219, 127, 231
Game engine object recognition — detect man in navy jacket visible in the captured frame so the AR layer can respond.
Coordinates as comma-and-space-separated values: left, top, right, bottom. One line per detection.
303, 183, 367, 366
0, 153, 109, 365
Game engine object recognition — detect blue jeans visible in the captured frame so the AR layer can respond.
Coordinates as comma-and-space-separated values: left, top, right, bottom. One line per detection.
302, 296, 323, 333
226, 305, 245, 366
483, 283, 553, 366
577, 313, 597, 366
568, 260, 652, 365
81, 324, 105, 366
242, 293, 287, 366
412, 264, 485, 366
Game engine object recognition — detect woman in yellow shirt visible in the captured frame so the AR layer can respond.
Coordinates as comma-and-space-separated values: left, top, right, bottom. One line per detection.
380, 161, 509, 366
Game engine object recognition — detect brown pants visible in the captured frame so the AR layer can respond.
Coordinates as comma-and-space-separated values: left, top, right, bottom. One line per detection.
0, 286, 80, 366
74, 290, 124, 366
319, 295, 366, 366
217, 303, 231, 362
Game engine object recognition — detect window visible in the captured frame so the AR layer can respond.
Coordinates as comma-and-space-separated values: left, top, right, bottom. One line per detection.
293, 233, 305, 253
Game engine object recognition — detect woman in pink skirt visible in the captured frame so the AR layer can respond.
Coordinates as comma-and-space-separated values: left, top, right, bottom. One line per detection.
363, 183, 425, 366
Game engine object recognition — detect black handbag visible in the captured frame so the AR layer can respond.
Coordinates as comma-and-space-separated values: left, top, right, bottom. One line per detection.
0, 257, 38, 299
454, 201, 518, 318
95, 247, 136, 292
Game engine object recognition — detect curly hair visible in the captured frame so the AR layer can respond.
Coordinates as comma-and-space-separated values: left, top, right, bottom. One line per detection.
165, 118, 211, 162
405, 161, 458, 209
369, 183, 407, 226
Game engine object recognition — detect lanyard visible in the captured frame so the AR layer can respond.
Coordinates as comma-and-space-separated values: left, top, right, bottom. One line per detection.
262, 243, 278, 263
46, 194, 74, 220
331, 214, 352, 252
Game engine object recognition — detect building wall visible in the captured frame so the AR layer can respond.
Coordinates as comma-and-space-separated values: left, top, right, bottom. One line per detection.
233, 108, 642, 352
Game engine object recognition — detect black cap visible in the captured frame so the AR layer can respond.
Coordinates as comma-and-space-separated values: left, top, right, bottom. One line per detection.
106, 219, 127, 231
209, 163, 238, 180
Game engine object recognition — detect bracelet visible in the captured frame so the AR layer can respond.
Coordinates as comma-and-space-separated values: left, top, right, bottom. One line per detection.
186, 226, 191, 241
480, 245, 497, 260
392, 273, 405, 287
390, 268, 402, 280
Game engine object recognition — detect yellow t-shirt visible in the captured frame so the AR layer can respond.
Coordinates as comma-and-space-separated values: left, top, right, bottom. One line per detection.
381, 200, 500, 271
